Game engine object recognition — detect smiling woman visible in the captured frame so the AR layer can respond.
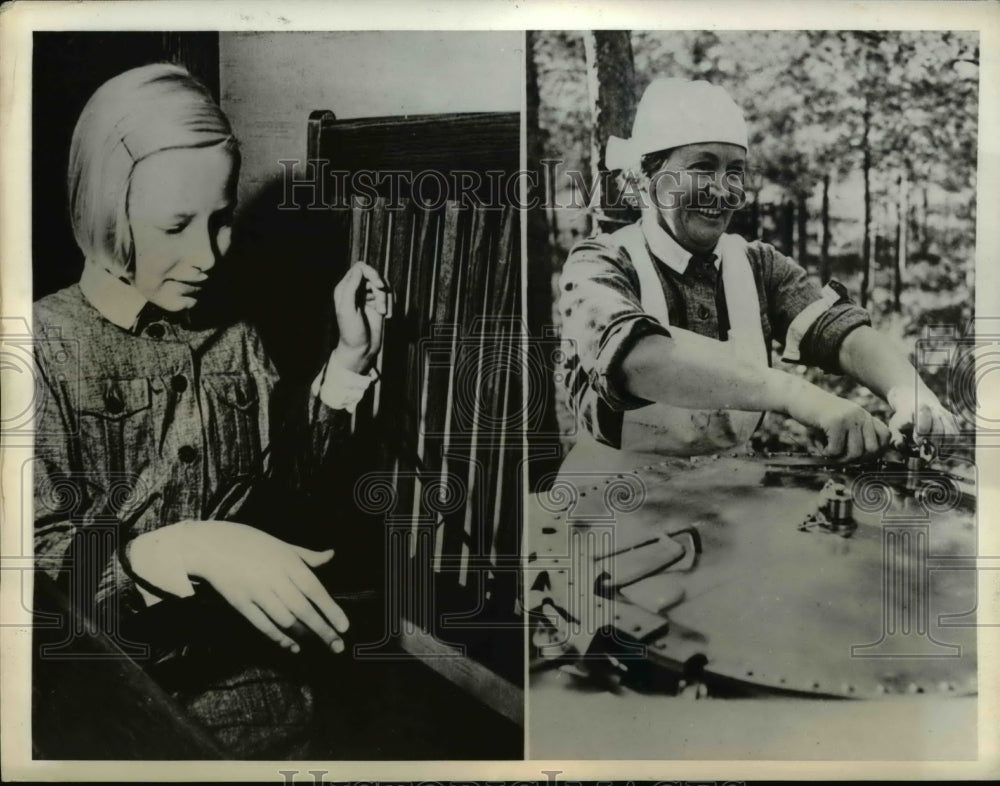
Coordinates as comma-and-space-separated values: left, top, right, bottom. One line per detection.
32, 63, 388, 758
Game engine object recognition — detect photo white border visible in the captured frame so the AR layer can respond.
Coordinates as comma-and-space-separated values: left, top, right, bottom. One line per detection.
2, 0, 998, 780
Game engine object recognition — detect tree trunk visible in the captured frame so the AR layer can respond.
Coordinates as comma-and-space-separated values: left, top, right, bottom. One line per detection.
583, 30, 636, 232
893, 170, 908, 313
780, 199, 795, 257
525, 30, 562, 491
906, 184, 920, 258
920, 185, 930, 256
820, 171, 832, 283
861, 105, 872, 308
796, 189, 809, 268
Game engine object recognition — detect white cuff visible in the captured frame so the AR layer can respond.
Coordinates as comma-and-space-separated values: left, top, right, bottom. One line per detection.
311, 359, 377, 414
782, 283, 841, 363
127, 530, 196, 607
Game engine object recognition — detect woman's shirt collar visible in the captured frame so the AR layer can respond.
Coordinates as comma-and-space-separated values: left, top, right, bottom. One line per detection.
639, 215, 722, 275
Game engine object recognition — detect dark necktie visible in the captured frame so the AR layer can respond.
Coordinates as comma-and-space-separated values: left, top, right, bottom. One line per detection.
685, 251, 718, 282
684, 251, 731, 339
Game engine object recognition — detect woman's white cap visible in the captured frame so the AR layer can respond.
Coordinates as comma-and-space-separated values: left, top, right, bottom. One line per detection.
606, 78, 748, 171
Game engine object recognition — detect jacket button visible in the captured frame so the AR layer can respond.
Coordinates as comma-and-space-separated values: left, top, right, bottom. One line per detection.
178, 445, 198, 463
146, 323, 166, 339
106, 395, 125, 415
697, 304, 711, 320
171, 375, 188, 393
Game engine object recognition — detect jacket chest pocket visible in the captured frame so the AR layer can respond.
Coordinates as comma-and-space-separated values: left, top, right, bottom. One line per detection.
202, 373, 263, 479
77, 378, 153, 481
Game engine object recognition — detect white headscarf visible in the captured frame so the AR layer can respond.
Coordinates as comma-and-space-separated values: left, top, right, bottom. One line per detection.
606, 78, 749, 171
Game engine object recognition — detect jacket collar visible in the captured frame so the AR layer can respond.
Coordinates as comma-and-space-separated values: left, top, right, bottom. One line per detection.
79, 259, 149, 332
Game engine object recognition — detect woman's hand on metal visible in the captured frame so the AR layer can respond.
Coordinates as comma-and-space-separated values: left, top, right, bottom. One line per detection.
786, 385, 891, 462
331, 262, 388, 374
165, 520, 350, 654
886, 385, 960, 450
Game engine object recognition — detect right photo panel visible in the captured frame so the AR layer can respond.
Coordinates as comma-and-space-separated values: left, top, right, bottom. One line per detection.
525, 29, 979, 760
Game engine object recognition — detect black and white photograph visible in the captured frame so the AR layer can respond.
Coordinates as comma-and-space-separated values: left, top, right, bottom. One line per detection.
2, 0, 999, 782
525, 27, 985, 760
19, 27, 523, 761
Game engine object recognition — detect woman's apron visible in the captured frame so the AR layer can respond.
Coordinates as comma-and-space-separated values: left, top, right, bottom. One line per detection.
560, 223, 769, 475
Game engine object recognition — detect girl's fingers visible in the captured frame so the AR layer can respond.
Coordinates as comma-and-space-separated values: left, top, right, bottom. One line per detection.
335, 265, 365, 309
289, 567, 350, 634
253, 592, 299, 630
337, 263, 364, 293
237, 600, 300, 653
357, 265, 388, 314
365, 287, 389, 315
273, 583, 343, 652
357, 263, 386, 290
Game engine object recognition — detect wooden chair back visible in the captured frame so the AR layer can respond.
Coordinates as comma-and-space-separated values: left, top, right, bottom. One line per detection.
308, 111, 523, 697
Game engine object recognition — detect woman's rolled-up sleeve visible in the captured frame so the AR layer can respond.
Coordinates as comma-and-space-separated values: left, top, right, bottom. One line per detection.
559, 235, 671, 412
755, 243, 872, 374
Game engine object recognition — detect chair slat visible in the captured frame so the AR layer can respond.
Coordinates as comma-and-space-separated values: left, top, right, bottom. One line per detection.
422, 202, 464, 477
440, 207, 501, 579
354, 197, 389, 430
477, 207, 519, 567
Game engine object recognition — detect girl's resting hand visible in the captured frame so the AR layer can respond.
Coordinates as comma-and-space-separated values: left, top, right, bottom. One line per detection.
133, 521, 349, 654
331, 262, 388, 374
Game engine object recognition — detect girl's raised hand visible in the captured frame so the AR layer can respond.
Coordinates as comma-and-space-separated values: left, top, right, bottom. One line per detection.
330, 262, 388, 374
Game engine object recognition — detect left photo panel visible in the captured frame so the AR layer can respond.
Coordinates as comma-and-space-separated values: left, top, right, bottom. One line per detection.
26, 30, 524, 760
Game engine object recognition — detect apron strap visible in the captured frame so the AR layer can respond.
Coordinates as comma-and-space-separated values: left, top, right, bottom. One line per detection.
615, 223, 671, 326
715, 233, 768, 369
